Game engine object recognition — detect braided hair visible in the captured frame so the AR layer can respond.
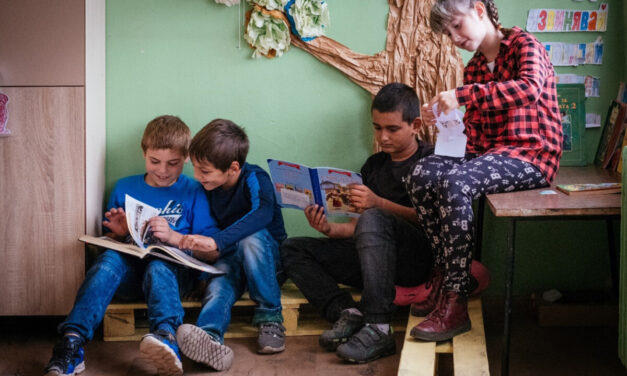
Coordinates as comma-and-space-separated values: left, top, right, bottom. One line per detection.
430, 0, 501, 34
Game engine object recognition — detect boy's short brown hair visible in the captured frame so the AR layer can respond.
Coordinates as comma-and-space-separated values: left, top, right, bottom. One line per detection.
141, 115, 191, 157
189, 119, 249, 172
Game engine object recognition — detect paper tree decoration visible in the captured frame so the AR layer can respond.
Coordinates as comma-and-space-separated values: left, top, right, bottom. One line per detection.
292, 0, 463, 143
0, 93, 9, 136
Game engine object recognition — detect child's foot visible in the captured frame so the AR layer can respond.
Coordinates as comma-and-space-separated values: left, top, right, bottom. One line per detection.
44, 335, 86, 376
176, 324, 234, 371
336, 324, 396, 364
319, 308, 364, 351
139, 329, 183, 376
257, 322, 286, 354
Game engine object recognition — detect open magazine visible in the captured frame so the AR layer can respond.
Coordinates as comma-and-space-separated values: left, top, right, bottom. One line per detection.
79, 194, 224, 275
267, 159, 363, 217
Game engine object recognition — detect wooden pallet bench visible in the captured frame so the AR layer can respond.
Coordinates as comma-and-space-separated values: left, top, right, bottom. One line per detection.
397, 297, 489, 376
104, 282, 390, 341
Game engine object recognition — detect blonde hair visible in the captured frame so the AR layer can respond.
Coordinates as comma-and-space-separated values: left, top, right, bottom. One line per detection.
430, 0, 501, 34
141, 115, 191, 157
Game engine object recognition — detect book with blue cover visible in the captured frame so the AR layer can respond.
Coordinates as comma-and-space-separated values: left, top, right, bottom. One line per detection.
267, 159, 363, 217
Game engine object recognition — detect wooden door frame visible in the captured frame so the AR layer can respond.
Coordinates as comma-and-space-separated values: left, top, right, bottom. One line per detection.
85, 0, 106, 235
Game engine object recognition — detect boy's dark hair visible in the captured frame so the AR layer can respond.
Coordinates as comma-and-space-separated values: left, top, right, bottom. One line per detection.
141, 115, 191, 157
371, 83, 421, 124
189, 119, 249, 171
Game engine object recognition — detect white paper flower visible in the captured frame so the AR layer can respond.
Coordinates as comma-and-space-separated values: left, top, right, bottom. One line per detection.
247, 0, 288, 11
286, 0, 329, 40
244, 6, 290, 58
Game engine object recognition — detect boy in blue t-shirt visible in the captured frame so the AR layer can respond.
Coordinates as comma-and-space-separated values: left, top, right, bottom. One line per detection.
173, 119, 287, 372
44, 115, 219, 376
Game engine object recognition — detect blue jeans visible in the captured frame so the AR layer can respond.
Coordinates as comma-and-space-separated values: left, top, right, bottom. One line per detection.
197, 229, 283, 343
59, 249, 196, 340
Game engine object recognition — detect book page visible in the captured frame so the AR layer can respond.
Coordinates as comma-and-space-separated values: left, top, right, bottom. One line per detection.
148, 245, 225, 275
125, 194, 160, 249
267, 159, 316, 210
315, 167, 362, 217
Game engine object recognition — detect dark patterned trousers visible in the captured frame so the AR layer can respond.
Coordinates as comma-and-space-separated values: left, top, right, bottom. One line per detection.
405, 154, 548, 295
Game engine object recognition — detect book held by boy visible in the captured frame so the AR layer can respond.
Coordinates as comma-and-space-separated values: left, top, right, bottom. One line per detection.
555, 182, 621, 196
79, 194, 224, 275
267, 159, 363, 217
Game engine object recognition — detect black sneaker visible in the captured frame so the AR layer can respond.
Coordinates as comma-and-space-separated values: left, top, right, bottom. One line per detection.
257, 322, 286, 354
44, 335, 86, 376
318, 309, 364, 351
336, 325, 396, 363
176, 324, 234, 371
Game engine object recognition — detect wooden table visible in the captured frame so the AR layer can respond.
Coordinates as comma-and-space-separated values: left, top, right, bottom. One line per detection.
485, 166, 621, 376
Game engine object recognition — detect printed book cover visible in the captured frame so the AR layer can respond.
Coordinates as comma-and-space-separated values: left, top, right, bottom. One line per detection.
267, 159, 363, 217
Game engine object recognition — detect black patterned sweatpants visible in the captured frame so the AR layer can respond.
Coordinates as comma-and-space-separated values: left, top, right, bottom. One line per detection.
404, 154, 548, 295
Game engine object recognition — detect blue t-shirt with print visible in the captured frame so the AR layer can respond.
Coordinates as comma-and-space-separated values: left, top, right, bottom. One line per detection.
106, 174, 219, 238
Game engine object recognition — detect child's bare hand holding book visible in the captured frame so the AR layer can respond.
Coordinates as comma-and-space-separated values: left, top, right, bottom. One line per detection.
179, 234, 220, 263
102, 208, 129, 241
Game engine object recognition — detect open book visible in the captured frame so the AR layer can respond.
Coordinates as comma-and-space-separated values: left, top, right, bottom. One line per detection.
267, 159, 363, 217
79, 195, 224, 275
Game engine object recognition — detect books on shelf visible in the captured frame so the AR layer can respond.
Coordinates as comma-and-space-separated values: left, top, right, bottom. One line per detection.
267, 159, 363, 217
79, 195, 224, 275
595, 101, 627, 170
555, 182, 621, 196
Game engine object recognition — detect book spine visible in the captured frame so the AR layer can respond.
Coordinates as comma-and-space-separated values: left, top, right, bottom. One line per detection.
309, 168, 324, 206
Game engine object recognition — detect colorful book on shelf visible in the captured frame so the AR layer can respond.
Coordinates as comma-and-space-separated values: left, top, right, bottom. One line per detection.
595, 101, 627, 168
267, 159, 363, 217
555, 183, 621, 196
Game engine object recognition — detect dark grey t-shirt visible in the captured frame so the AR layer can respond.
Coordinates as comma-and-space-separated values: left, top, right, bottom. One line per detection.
360, 140, 434, 207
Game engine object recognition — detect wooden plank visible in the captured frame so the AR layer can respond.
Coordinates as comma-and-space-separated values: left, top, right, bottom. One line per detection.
398, 314, 437, 376
486, 166, 620, 218
452, 298, 489, 376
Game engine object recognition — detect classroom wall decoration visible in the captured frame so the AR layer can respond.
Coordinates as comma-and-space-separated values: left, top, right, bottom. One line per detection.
543, 38, 604, 66
526, 3, 608, 32
292, 0, 463, 144
0, 93, 9, 137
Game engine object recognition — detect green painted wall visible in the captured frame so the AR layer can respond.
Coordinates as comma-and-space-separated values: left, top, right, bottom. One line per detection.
106, 0, 625, 296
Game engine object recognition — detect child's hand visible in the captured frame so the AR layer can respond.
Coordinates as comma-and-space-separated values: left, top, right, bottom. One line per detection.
349, 184, 380, 210
148, 216, 175, 244
430, 89, 460, 115
421, 103, 436, 127
304, 205, 331, 235
179, 235, 220, 262
103, 208, 129, 238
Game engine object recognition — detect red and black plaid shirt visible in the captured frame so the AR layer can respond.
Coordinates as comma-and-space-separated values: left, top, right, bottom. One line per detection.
455, 26, 563, 183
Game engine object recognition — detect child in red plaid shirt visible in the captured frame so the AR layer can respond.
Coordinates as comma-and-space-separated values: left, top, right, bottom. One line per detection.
405, 0, 563, 342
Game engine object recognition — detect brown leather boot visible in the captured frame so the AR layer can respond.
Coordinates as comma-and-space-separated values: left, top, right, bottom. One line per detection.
409, 291, 471, 342
410, 267, 444, 317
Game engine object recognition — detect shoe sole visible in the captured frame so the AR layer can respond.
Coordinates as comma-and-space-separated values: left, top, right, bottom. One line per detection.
257, 344, 285, 354
410, 321, 472, 342
176, 324, 234, 371
336, 343, 396, 364
44, 361, 85, 376
318, 336, 349, 352
139, 335, 183, 376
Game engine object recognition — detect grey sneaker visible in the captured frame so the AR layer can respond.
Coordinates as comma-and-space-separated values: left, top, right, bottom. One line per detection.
175, 324, 234, 371
257, 322, 286, 354
139, 329, 183, 376
336, 325, 396, 363
319, 309, 364, 351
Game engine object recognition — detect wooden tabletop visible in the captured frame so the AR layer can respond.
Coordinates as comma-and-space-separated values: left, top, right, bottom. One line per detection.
486, 166, 621, 217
